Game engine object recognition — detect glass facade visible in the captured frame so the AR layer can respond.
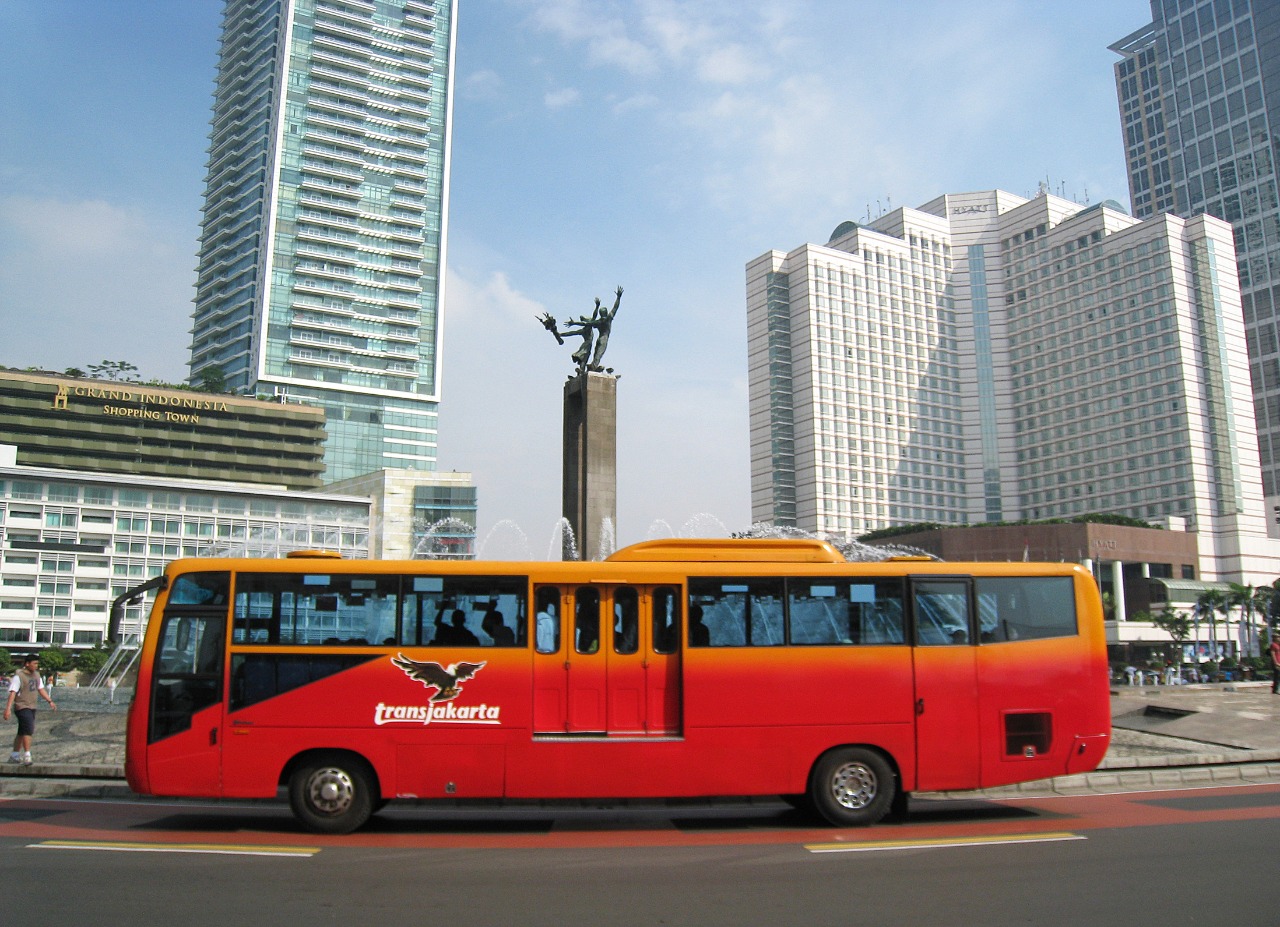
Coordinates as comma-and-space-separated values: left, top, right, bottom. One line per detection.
191, 0, 455, 482
0, 470, 371, 649
411, 482, 477, 558
1113, 0, 1280, 513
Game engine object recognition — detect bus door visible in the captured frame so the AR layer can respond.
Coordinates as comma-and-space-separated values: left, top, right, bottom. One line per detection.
909, 577, 980, 792
143, 572, 230, 796
532, 584, 682, 736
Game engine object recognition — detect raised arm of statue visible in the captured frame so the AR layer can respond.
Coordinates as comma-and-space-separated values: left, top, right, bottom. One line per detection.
537, 312, 565, 345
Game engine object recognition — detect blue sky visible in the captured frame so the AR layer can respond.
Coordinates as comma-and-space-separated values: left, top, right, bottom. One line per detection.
0, 0, 1152, 552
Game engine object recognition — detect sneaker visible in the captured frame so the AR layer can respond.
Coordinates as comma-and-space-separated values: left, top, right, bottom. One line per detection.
6, 753, 20, 764
21, 753, 32, 766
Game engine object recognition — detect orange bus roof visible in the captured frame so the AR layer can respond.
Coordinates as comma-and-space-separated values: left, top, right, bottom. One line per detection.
606, 538, 847, 564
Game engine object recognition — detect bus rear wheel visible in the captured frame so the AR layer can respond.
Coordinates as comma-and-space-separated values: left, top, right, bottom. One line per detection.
809, 747, 895, 827
288, 754, 376, 835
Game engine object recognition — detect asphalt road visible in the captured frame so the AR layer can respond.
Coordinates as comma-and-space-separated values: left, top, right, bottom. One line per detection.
2, 783, 1277, 926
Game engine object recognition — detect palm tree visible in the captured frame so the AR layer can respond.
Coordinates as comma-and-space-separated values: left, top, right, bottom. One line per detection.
1194, 588, 1228, 663
1227, 583, 1255, 659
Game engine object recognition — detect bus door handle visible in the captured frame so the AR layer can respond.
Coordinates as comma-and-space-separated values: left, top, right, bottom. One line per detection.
209, 727, 218, 747
915, 698, 925, 717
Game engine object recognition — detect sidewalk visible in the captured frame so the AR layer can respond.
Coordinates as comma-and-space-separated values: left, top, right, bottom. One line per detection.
2, 683, 1279, 802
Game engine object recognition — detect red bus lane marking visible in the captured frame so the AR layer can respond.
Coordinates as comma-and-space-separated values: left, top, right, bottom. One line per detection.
2, 783, 1278, 852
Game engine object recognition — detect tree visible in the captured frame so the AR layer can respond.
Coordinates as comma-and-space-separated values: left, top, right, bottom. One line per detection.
196, 364, 228, 394
73, 644, 112, 679
38, 645, 73, 685
0, 649, 14, 676
1150, 604, 1191, 671
86, 360, 140, 382
1227, 582, 1271, 659
1194, 588, 1230, 661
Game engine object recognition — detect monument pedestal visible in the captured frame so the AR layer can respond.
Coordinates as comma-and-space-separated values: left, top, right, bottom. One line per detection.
563, 372, 617, 561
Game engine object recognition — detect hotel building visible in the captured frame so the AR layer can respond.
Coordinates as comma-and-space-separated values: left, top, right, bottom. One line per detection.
746, 189, 1279, 585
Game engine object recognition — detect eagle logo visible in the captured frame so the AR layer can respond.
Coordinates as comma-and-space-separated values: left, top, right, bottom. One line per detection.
391, 654, 486, 702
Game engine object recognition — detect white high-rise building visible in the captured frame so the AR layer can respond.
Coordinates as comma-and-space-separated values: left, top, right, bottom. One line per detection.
191, 0, 456, 482
746, 189, 1279, 582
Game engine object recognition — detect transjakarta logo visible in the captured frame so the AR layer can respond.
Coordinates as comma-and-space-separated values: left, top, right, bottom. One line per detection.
378, 654, 502, 727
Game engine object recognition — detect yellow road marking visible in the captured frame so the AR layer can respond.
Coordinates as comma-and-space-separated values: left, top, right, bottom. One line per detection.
30, 840, 318, 858
805, 831, 1085, 854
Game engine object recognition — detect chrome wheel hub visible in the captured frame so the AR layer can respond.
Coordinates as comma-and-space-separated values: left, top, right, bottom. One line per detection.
307, 767, 355, 816
830, 761, 877, 810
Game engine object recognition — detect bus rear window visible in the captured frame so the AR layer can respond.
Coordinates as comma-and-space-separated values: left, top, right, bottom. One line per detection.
976, 576, 1077, 642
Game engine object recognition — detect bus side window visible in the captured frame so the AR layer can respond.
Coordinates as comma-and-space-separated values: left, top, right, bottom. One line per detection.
688, 578, 785, 647
857, 579, 905, 645
789, 581, 851, 644
913, 580, 971, 646
402, 575, 528, 648
613, 587, 639, 655
535, 587, 560, 654
652, 586, 680, 654
575, 587, 600, 654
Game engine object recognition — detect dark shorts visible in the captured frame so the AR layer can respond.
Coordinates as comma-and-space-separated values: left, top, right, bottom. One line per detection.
14, 708, 36, 737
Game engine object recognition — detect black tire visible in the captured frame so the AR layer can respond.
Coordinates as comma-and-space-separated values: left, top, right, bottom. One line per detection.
808, 747, 895, 827
288, 754, 376, 835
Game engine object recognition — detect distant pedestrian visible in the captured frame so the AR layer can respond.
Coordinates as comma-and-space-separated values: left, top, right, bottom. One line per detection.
4, 654, 57, 766
1269, 635, 1280, 695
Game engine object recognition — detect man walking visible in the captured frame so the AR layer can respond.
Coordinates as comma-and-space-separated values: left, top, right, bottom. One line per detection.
4, 654, 57, 765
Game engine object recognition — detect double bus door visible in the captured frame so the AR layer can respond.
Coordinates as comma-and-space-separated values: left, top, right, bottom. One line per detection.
909, 576, 980, 791
532, 584, 682, 736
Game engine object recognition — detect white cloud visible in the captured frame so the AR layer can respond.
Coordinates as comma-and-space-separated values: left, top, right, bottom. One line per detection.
611, 92, 659, 114
695, 44, 756, 85
544, 87, 582, 109
460, 68, 503, 101
528, 0, 658, 75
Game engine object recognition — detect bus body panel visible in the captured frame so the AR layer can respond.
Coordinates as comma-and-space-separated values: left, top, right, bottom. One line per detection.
122, 550, 1111, 821
911, 644, 980, 791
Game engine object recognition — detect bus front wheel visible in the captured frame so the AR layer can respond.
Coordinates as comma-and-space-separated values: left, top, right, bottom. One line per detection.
288, 754, 376, 835
809, 747, 895, 827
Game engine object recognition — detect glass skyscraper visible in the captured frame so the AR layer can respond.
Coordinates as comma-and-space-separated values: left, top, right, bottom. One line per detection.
1112, 0, 1280, 533
191, 0, 455, 482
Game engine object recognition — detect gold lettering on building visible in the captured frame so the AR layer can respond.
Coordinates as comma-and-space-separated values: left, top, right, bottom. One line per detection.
52, 385, 69, 410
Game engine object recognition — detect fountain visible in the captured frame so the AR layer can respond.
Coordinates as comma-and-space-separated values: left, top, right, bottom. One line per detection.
549, 517, 579, 562
412, 516, 476, 559
476, 519, 534, 561
736, 522, 935, 562
679, 513, 731, 538
645, 519, 676, 540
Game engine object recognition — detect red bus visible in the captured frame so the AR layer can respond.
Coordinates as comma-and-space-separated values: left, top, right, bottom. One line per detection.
120, 539, 1111, 833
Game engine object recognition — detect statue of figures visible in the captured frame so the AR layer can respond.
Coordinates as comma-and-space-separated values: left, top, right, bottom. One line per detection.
589, 286, 623, 369
539, 286, 624, 375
